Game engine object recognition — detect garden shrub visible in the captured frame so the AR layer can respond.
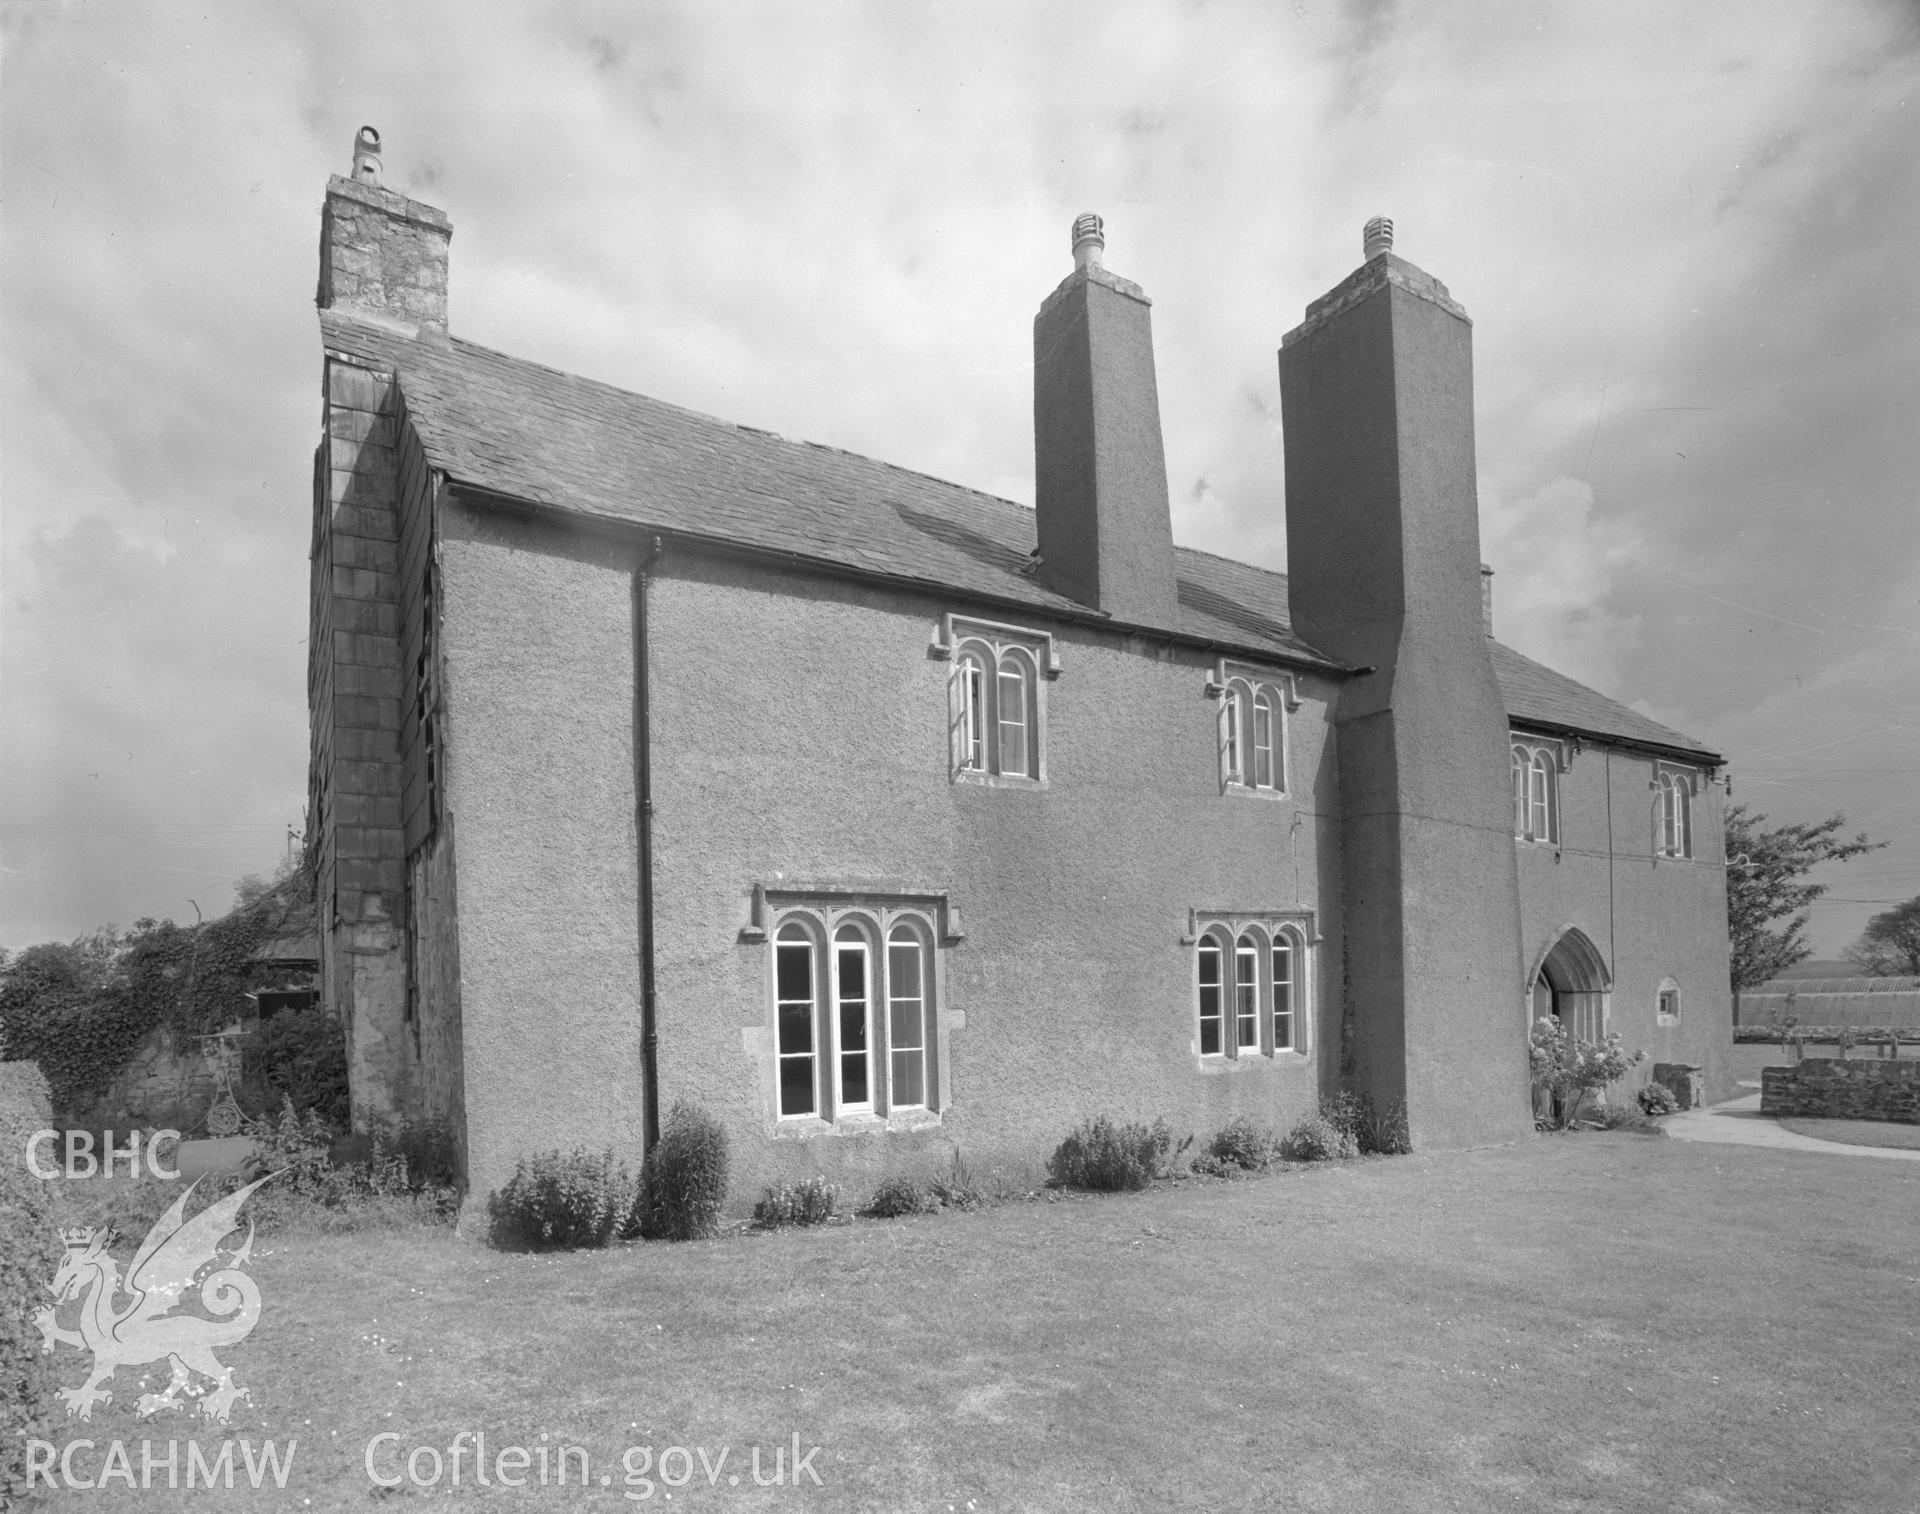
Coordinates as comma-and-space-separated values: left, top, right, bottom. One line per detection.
1188, 1150, 1232, 1177
240, 1096, 337, 1197
930, 1164, 988, 1211
1320, 1089, 1413, 1155
1049, 1115, 1184, 1191
1636, 1082, 1680, 1117
1598, 1102, 1666, 1136
862, 1175, 930, 1218
1280, 1112, 1359, 1162
1208, 1114, 1282, 1172
217, 1098, 459, 1229
488, 1147, 635, 1250
243, 1007, 350, 1126
753, 1176, 838, 1228
633, 1101, 729, 1241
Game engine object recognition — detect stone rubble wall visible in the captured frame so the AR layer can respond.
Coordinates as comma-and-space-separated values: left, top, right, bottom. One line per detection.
1760, 1058, 1920, 1124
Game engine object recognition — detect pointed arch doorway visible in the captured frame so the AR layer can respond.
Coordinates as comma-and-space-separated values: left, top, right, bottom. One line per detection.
1527, 926, 1610, 1043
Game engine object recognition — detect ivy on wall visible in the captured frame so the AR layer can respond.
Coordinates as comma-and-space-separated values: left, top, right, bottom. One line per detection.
0, 850, 316, 1117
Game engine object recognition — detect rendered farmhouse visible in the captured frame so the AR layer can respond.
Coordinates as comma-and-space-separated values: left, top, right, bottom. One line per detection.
307, 129, 1732, 1205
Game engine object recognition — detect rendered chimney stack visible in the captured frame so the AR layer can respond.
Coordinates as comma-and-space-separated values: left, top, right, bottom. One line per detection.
317, 125, 452, 333
1031, 213, 1181, 628
1277, 217, 1529, 1150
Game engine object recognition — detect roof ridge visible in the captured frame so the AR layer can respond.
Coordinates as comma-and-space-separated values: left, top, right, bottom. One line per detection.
442, 331, 1041, 519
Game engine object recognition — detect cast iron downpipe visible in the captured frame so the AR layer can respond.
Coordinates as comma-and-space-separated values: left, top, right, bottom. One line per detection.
634, 535, 664, 1152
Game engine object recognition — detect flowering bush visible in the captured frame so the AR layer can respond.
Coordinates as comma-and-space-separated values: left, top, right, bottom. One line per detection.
753, 1176, 838, 1228
1529, 1017, 1646, 1130
1280, 1113, 1359, 1162
488, 1147, 635, 1250
1049, 1115, 1185, 1191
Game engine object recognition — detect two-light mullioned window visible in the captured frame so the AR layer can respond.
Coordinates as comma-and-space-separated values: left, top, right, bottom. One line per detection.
1657, 769, 1693, 858
1220, 675, 1289, 795
953, 642, 1040, 781
1511, 738, 1560, 844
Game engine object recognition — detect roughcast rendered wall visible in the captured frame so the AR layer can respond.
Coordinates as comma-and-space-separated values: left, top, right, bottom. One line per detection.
435, 502, 646, 1209
644, 552, 1343, 1202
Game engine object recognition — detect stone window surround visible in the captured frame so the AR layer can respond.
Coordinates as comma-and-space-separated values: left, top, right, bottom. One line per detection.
1654, 764, 1699, 860
742, 887, 961, 1139
1184, 908, 1317, 1068
1206, 661, 1300, 799
1511, 733, 1570, 847
931, 613, 1058, 788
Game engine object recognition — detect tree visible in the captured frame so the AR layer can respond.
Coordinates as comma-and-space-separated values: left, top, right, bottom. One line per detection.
0, 847, 317, 1116
1726, 805, 1884, 1009
1847, 896, 1920, 978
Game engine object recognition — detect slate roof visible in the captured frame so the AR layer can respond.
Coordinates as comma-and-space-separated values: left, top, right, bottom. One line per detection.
322, 310, 1719, 762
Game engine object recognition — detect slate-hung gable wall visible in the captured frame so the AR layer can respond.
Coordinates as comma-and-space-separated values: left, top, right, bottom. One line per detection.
306, 130, 1736, 1212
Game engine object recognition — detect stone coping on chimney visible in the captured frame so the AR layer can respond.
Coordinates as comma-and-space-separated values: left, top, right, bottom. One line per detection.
1281, 252, 1469, 348
1037, 261, 1151, 316
324, 174, 453, 235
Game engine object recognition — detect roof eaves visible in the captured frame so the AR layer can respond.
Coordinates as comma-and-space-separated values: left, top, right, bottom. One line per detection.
442, 479, 1359, 679
1505, 712, 1723, 768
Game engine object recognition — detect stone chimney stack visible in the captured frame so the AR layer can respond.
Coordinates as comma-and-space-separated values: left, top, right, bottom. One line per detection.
1032, 213, 1180, 628
310, 127, 445, 1136
317, 126, 452, 332
1278, 218, 1529, 1150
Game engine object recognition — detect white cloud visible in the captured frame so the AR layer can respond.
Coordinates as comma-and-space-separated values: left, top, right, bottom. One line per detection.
1, 0, 1914, 949
1480, 477, 1645, 694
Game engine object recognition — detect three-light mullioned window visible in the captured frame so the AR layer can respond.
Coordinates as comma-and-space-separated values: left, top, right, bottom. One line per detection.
1196, 924, 1306, 1060
774, 910, 938, 1122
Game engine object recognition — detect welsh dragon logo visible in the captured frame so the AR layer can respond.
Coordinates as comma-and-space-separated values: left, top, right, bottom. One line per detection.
35, 1175, 270, 1423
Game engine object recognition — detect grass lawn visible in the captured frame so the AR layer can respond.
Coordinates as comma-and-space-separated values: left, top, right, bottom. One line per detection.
26, 1135, 1920, 1513
1777, 1117, 1920, 1151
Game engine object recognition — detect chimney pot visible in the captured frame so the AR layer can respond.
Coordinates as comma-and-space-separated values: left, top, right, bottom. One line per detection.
1071, 211, 1105, 271
1481, 564, 1494, 636
1363, 215, 1394, 260
351, 126, 383, 187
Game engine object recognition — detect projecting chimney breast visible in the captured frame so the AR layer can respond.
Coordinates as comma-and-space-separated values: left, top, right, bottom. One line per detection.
318, 128, 453, 333
1031, 215, 1180, 628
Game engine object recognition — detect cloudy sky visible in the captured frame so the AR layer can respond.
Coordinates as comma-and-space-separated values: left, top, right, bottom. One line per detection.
3, 1, 1915, 955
